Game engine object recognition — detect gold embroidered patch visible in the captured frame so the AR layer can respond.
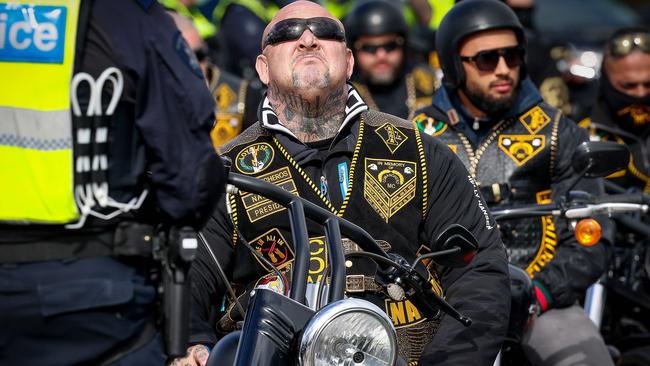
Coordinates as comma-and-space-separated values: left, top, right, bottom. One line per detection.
308, 236, 328, 284
235, 142, 274, 175
211, 112, 243, 149
375, 123, 408, 154
241, 167, 298, 222
526, 190, 558, 277
364, 158, 417, 222
498, 134, 545, 166
250, 228, 294, 271
519, 106, 551, 134
215, 83, 237, 111
539, 77, 571, 115
617, 105, 650, 126
447, 144, 457, 153
384, 298, 426, 328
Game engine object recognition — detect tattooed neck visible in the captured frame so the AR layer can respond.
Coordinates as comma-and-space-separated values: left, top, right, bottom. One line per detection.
268, 83, 347, 143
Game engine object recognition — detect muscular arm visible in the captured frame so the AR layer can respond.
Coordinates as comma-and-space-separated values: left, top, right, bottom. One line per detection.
533, 117, 607, 310
418, 135, 510, 365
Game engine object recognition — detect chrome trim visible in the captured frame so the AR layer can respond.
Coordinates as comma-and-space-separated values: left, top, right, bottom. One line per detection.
298, 298, 397, 366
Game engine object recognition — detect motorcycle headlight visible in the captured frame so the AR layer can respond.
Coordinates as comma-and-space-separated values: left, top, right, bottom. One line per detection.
298, 298, 397, 366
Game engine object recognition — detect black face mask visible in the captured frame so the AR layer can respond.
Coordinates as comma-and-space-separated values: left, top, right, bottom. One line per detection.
600, 70, 650, 132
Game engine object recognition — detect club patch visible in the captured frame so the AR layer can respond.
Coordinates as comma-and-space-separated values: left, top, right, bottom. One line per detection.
250, 228, 294, 271
211, 113, 242, 148
235, 142, 274, 175
241, 167, 298, 222
384, 298, 426, 328
498, 135, 545, 166
414, 113, 448, 137
364, 158, 417, 222
375, 123, 408, 154
447, 144, 457, 154
519, 106, 551, 134
215, 83, 237, 111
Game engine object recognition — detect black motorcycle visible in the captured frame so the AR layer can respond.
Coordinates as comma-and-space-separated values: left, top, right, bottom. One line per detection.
491, 141, 649, 366
200, 170, 479, 366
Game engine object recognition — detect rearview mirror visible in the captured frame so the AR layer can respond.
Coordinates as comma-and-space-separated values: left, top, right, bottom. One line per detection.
571, 141, 629, 178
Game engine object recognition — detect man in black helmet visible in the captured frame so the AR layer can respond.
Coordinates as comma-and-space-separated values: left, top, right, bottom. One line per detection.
413, 1, 612, 365
344, 0, 440, 120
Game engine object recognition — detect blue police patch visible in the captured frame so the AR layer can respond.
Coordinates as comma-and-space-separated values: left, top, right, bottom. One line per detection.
173, 31, 203, 78
0, 4, 67, 64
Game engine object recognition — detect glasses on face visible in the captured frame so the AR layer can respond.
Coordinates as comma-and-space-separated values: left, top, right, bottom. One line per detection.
262, 17, 346, 49
355, 38, 404, 54
460, 45, 525, 72
608, 32, 650, 57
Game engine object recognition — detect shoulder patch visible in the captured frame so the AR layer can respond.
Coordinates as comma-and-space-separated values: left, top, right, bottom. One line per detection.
235, 142, 274, 174
375, 123, 408, 154
414, 113, 448, 137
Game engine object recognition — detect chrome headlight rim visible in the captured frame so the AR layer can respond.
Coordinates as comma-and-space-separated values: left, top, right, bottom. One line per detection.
298, 298, 398, 366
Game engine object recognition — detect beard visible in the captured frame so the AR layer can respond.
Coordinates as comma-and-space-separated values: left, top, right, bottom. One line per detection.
463, 77, 520, 117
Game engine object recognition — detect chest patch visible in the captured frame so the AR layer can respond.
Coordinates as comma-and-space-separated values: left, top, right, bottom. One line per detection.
250, 228, 294, 271
364, 158, 417, 222
241, 167, 297, 222
307, 236, 329, 284
235, 142, 274, 174
498, 134, 545, 166
375, 123, 408, 154
519, 106, 551, 134
214, 83, 237, 112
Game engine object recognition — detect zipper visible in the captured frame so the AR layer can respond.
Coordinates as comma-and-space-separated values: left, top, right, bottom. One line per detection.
458, 119, 512, 179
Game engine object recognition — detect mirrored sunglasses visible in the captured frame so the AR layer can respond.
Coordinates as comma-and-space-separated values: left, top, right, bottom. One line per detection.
355, 38, 405, 54
460, 45, 525, 72
608, 32, 650, 57
263, 17, 345, 49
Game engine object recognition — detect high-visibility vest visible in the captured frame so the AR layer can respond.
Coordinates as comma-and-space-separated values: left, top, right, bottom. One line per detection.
0, 0, 81, 223
161, 0, 217, 39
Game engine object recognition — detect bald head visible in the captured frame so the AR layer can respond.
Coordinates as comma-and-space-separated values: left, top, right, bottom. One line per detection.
261, 1, 343, 50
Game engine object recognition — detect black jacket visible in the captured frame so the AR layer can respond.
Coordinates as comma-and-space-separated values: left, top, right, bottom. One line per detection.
414, 79, 608, 311
190, 91, 509, 365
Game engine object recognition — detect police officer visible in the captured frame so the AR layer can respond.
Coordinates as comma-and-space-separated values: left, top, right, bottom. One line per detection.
0, 1, 224, 364
413, 1, 611, 365
169, 11, 263, 149
176, 2, 510, 365
345, 0, 440, 120
580, 28, 650, 193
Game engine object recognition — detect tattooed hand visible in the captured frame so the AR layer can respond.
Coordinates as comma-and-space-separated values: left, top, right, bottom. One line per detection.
168, 344, 210, 366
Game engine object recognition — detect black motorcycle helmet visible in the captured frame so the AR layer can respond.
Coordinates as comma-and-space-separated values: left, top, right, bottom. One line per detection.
437, 0, 526, 90
344, 0, 408, 50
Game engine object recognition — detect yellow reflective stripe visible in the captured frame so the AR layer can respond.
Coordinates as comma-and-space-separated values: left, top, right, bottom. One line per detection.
0, 145, 77, 223
0, 0, 79, 111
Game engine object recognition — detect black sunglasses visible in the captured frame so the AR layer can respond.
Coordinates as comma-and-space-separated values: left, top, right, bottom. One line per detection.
608, 32, 650, 57
263, 17, 346, 49
460, 45, 525, 72
355, 38, 404, 54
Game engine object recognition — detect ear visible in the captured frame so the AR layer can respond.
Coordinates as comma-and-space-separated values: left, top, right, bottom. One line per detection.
346, 48, 354, 80
256, 54, 270, 85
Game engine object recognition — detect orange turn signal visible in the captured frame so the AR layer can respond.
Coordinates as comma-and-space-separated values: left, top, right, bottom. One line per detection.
575, 219, 601, 247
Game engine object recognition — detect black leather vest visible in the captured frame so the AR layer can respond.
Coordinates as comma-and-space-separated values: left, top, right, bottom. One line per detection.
220, 110, 441, 364
415, 103, 562, 277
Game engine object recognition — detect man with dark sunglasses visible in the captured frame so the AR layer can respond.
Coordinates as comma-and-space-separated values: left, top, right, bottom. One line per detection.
580, 27, 650, 194
344, 1, 440, 120
414, 1, 612, 365
174, 1, 510, 365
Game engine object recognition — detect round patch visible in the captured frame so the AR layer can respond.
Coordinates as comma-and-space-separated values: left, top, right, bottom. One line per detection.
235, 142, 275, 175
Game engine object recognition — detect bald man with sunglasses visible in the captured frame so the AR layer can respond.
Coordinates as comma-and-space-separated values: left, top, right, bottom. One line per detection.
580, 28, 650, 194
414, 1, 612, 366
172, 1, 510, 365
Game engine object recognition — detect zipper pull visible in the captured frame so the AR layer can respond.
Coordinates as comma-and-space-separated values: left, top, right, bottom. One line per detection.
472, 118, 480, 130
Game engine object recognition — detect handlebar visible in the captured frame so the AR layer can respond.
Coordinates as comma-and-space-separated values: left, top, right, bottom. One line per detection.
226, 173, 472, 326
